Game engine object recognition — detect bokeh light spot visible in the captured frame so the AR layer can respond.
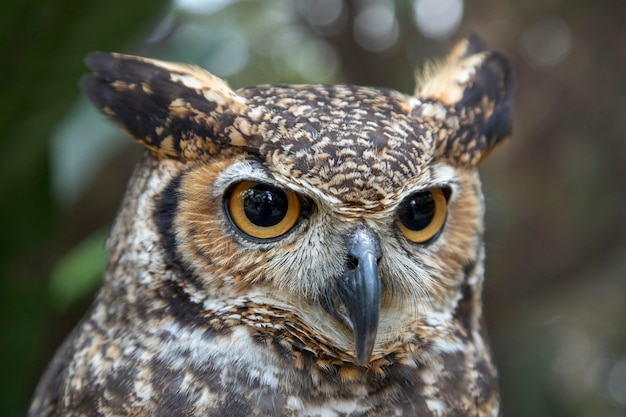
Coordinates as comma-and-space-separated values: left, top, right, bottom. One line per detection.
522, 17, 572, 67
203, 29, 249, 77
174, 0, 234, 14
412, 0, 463, 39
306, 0, 345, 31
608, 358, 626, 406
353, 3, 399, 52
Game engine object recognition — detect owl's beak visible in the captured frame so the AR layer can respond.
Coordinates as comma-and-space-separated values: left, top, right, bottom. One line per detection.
332, 225, 382, 365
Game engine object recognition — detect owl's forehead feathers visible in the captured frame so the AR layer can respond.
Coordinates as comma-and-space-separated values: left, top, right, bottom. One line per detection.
237, 84, 431, 206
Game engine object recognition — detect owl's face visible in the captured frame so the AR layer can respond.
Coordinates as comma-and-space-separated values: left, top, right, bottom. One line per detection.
84, 36, 513, 366
169, 85, 487, 364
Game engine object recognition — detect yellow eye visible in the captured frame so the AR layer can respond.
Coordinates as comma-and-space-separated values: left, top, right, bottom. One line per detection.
396, 188, 448, 243
225, 181, 301, 240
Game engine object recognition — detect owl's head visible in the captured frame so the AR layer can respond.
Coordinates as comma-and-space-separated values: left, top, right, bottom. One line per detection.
83, 35, 513, 366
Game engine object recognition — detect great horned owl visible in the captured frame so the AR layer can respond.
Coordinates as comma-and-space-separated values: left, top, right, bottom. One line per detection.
29, 35, 514, 416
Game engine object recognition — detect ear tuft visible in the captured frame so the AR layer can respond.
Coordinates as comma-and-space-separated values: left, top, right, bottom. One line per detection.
81, 52, 250, 161
416, 35, 513, 107
415, 35, 515, 165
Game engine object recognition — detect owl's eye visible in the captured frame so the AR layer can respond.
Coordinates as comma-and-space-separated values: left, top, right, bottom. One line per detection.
225, 181, 301, 240
396, 188, 448, 243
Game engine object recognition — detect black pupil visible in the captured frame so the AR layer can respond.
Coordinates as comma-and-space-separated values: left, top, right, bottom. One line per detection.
242, 185, 288, 227
398, 191, 436, 231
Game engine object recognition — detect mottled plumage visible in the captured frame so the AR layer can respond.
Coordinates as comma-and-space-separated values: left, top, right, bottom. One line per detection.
30, 35, 514, 416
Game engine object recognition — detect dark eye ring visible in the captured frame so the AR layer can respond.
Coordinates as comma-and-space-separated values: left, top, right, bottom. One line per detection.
225, 181, 301, 240
396, 188, 448, 243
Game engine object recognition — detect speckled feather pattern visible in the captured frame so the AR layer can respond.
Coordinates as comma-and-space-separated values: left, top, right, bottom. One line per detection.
29, 35, 514, 416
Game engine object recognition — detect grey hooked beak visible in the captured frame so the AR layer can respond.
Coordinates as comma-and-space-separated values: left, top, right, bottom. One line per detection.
323, 225, 382, 365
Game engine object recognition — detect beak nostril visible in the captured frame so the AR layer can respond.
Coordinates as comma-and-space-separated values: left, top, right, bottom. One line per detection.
346, 256, 359, 271
347, 253, 381, 271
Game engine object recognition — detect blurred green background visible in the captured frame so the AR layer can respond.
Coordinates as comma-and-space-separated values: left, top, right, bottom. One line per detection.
1, 1, 624, 416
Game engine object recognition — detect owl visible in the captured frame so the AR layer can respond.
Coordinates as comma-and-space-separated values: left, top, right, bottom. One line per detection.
29, 35, 513, 416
